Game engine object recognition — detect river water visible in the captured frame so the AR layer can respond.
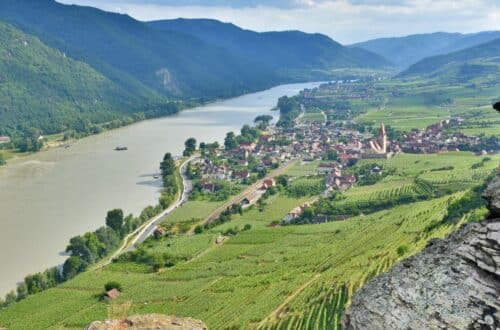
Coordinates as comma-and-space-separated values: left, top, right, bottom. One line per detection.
0, 82, 321, 296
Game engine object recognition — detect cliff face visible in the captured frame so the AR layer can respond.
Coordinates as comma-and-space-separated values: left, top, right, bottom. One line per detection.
343, 175, 500, 330
85, 314, 207, 330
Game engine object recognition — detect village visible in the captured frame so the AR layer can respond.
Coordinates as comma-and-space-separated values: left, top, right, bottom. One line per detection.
182, 89, 498, 226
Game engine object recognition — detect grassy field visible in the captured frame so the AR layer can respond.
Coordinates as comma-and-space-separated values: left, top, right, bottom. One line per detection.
355, 78, 500, 134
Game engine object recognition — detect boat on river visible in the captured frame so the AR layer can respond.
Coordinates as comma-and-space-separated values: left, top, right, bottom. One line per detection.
115, 146, 128, 151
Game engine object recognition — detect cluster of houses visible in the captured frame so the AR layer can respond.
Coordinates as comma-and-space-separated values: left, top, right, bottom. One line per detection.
397, 117, 489, 154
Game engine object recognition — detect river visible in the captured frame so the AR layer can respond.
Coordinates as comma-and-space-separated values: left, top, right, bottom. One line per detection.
0, 82, 321, 296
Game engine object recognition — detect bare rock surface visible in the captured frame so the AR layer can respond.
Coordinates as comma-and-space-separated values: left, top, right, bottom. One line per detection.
86, 314, 207, 330
343, 175, 500, 330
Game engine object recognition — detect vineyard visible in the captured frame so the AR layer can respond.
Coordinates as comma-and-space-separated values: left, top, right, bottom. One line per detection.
0, 152, 496, 329
0, 192, 471, 329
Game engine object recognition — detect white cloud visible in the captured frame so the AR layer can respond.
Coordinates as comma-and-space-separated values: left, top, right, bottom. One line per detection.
57, 0, 500, 43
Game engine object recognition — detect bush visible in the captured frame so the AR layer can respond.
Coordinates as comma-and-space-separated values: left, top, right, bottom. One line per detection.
397, 245, 410, 257
104, 281, 122, 292
194, 225, 204, 234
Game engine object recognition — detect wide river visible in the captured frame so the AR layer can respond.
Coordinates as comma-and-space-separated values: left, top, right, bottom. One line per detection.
0, 82, 321, 296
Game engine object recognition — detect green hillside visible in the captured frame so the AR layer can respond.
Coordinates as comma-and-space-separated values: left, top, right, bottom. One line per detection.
0, 21, 174, 137
352, 31, 500, 69
0, 0, 278, 99
400, 37, 500, 78
148, 19, 392, 80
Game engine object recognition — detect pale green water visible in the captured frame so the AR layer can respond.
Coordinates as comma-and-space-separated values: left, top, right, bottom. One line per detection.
0, 82, 321, 296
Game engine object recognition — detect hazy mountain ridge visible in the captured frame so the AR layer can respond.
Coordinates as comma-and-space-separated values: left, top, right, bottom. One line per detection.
352, 31, 500, 69
400, 37, 500, 78
148, 18, 392, 77
0, 0, 278, 99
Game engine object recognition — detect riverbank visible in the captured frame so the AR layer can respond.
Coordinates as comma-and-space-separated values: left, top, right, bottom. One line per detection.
0, 82, 323, 297
0, 80, 324, 167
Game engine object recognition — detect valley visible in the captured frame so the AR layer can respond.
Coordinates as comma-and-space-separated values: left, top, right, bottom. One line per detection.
0, 2, 498, 329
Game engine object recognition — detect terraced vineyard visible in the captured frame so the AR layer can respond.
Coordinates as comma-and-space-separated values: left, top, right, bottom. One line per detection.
0, 192, 472, 329
339, 177, 433, 206
0, 153, 496, 329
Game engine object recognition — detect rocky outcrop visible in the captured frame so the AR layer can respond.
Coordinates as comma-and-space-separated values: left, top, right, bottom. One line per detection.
86, 314, 207, 330
343, 175, 500, 330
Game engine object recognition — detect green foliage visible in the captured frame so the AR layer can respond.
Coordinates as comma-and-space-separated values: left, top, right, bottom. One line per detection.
397, 244, 410, 257
104, 281, 122, 292
183, 137, 197, 156
286, 177, 324, 198
224, 132, 237, 150
0, 21, 176, 138
62, 256, 88, 280
105, 209, 124, 235
277, 96, 301, 127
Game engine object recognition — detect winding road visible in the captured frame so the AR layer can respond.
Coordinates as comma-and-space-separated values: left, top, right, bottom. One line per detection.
101, 157, 194, 265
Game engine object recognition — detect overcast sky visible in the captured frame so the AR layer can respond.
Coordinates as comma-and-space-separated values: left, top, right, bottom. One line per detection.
57, 0, 500, 44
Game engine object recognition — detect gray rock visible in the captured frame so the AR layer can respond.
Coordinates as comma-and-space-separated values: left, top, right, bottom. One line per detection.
343, 175, 500, 330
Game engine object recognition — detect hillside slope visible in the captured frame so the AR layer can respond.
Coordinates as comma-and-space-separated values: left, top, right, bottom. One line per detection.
0, 21, 172, 136
0, 0, 277, 99
352, 31, 500, 69
344, 175, 500, 329
148, 18, 392, 79
400, 37, 500, 78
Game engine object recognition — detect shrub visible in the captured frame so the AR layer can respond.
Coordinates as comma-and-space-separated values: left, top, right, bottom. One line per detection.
397, 245, 410, 257
104, 281, 122, 292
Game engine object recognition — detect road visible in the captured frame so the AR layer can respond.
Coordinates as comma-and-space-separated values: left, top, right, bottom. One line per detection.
130, 157, 193, 248
101, 157, 194, 265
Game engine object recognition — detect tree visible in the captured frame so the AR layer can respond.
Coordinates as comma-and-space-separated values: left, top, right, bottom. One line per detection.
183, 137, 197, 156
494, 101, 500, 112
160, 153, 175, 178
106, 209, 124, 234
194, 225, 204, 234
326, 150, 339, 161
66, 235, 95, 263
224, 132, 237, 150
16, 283, 28, 301
254, 115, 273, 128
4, 291, 16, 306
24, 273, 48, 295
63, 256, 88, 280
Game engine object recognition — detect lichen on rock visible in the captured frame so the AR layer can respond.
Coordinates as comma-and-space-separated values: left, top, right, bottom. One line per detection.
86, 314, 207, 330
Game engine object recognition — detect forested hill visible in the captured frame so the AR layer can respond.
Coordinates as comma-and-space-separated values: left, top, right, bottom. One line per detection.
148, 18, 392, 79
352, 31, 500, 69
0, 21, 174, 137
0, 0, 277, 99
400, 37, 500, 78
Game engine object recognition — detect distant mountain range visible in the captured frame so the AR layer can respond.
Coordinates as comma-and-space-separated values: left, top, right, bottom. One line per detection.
352, 31, 500, 69
0, 0, 393, 137
148, 19, 391, 80
400, 37, 500, 79
0, 0, 498, 138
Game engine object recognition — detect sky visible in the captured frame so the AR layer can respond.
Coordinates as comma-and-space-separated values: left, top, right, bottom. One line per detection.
57, 0, 500, 44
